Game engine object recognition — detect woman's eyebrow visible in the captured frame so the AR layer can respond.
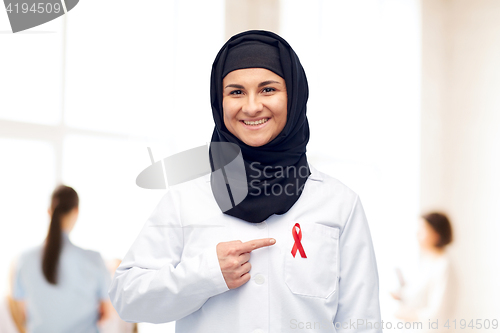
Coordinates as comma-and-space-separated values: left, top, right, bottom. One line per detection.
224, 84, 245, 89
258, 80, 281, 87
224, 80, 282, 90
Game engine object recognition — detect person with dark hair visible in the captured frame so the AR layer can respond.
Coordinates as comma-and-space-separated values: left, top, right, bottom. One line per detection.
392, 212, 456, 332
109, 30, 382, 332
420, 212, 453, 249
11, 184, 113, 333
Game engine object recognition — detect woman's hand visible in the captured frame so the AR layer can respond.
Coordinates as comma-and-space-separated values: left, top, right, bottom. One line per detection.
8, 297, 26, 333
390, 291, 402, 301
97, 300, 114, 326
216, 238, 275, 289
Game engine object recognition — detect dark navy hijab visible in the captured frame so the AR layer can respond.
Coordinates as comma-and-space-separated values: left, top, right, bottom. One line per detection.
210, 30, 310, 223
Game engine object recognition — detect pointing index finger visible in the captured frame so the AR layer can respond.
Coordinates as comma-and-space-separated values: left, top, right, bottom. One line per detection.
239, 238, 276, 253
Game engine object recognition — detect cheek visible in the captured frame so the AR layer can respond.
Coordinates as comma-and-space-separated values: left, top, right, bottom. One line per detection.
430, 230, 440, 245
223, 99, 238, 119
273, 97, 288, 124
417, 224, 428, 241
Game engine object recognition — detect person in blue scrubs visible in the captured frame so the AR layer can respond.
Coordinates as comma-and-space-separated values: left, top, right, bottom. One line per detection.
12, 185, 113, 333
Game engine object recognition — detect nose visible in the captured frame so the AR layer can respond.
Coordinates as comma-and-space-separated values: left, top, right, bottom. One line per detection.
242, 93, 263, 116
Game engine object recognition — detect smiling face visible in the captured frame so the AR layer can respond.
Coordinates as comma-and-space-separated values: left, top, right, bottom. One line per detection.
222, 68, 287, 147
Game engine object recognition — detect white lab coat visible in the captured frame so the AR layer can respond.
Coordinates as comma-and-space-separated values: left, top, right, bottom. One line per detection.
109, 163, 382, 333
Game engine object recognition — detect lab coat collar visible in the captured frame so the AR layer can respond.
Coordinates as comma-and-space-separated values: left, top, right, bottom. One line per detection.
307, 163, 323, 181
204, 162, 323, 182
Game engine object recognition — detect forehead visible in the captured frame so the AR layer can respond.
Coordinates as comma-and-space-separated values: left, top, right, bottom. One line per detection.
223, 68, 284, 83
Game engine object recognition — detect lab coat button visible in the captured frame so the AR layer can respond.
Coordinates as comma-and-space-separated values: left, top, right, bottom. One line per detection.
253, 274, 265, 285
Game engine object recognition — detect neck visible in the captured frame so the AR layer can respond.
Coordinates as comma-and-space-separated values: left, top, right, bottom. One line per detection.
421, 245, 445, 257
61, 210, 78, 234
60, 214, 75, 234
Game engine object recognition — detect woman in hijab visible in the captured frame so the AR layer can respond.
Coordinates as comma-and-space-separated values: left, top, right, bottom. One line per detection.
110, 30, 382, 333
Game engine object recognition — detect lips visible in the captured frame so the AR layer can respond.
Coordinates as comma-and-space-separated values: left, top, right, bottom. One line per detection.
240, 117, 270, 130
241, 118, 269, 125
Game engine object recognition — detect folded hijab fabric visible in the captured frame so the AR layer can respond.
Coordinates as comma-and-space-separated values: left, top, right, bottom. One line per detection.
210, 30, 311, 223
222, 40, 284, 79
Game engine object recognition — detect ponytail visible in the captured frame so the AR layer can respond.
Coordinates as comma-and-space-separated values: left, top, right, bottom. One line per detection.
42, 185, 79, 285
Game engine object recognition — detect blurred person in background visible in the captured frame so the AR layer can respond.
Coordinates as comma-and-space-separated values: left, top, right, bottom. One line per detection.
391, 212, 456, 332
10, 185, 114, 333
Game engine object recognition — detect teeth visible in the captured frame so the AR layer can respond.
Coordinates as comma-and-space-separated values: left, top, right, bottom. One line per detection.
243, 118, 269, 125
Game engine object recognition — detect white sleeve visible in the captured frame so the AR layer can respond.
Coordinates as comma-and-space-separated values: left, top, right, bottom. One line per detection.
108, 190, 229, 324
397, 260, 450, 322
333, 196, 383, 333
418, 262, 450, 320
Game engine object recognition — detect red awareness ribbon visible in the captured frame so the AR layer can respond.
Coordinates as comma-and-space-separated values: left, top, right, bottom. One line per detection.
291, 223, 307, 258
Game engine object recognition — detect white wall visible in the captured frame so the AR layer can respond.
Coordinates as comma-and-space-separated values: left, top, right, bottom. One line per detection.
421, 0, 500, 329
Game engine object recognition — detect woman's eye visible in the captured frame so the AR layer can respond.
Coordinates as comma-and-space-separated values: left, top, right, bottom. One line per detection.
229, 90, 242, 95
263, 87, 276, 93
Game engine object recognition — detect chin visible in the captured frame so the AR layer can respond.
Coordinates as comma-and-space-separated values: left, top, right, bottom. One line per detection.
242, 137, 269, 147
245, 141, 266, 147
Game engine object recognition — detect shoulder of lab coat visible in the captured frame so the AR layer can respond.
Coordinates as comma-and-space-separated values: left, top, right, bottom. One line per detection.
108, 183, 229, 324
